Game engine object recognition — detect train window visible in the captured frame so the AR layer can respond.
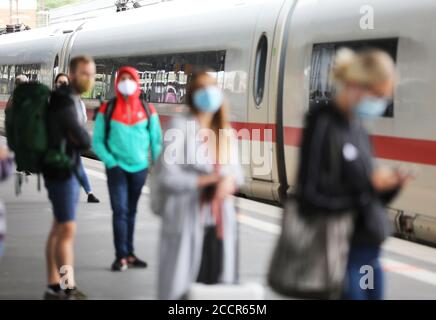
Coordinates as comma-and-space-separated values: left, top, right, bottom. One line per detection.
0, 65, 13, 94
309, 38, 398, 117
90, 51, 226, 104
0, 64, 41, 94
254, 34, 268, 106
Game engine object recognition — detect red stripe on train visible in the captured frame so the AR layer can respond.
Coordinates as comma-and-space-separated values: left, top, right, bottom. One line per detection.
159, 114, 436, 166
282, 127, 436, 166
372, 135, 436, 166
1, 102, 436, 166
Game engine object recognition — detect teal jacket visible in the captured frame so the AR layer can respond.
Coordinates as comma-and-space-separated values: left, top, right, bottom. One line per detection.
92, 67, 162, 172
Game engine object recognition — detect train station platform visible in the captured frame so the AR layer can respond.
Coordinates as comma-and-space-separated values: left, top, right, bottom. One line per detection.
1, 156, 436, 300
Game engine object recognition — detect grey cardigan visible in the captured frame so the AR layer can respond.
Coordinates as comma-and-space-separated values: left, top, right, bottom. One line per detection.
152, 115, 244, 300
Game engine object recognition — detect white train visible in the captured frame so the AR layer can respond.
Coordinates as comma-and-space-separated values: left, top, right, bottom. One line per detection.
1, 0, 436, 244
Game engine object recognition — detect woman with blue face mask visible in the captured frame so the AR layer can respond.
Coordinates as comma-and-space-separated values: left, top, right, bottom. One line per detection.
296, 48, 412, 300
153, 70, 244, 300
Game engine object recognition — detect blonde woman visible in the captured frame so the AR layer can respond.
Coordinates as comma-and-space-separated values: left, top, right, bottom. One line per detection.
153, 70, 244, 300
296, 49, 411, 299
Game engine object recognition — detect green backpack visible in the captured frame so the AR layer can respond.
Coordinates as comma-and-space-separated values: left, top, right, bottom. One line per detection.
5, 82, 51, 173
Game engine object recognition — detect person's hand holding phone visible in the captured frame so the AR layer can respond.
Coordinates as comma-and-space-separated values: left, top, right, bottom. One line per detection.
215, 175, 237, 201
372, 166, 416, 192
372, 166, 400, 192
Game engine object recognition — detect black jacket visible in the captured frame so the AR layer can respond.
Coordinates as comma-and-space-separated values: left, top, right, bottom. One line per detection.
42, 85, 91, 180
296, 102, 399, 246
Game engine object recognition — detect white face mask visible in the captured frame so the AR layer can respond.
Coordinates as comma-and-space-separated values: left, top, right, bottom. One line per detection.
117, 79, 137, 96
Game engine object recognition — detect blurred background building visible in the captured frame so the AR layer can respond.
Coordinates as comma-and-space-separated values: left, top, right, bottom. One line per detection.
0, 0, 37, 28
49, 0, 170, 26
0, 0, 172, 32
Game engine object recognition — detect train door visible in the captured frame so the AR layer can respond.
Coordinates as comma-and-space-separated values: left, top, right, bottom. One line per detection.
279, 1, 308, 198
58, 23, 86, 74
247, 0, 286, 201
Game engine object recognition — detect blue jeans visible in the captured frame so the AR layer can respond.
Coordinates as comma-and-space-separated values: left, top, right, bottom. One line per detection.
78, 158, 92, 194
342, 245, 383, 300
106, 166, 147, 259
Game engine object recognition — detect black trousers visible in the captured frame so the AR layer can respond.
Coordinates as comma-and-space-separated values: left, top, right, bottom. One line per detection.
196, 226, 223, 284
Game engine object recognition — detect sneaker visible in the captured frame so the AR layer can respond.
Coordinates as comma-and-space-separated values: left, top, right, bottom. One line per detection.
87, 193, 100, 203
111, 258, 128, 272
43, 287, 66, 300
64, 288, 87, 300
127, 254, 148, 269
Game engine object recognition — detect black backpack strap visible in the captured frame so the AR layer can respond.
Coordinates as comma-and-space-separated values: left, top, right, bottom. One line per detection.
104, 98, 117, 151
140, 98, 152, 131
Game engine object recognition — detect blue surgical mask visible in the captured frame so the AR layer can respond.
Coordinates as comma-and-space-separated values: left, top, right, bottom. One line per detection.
193, 86, 223, 113
355, 97, 389, 119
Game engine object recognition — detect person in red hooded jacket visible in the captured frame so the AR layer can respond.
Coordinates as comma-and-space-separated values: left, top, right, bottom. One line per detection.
93, 66, 162, 271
